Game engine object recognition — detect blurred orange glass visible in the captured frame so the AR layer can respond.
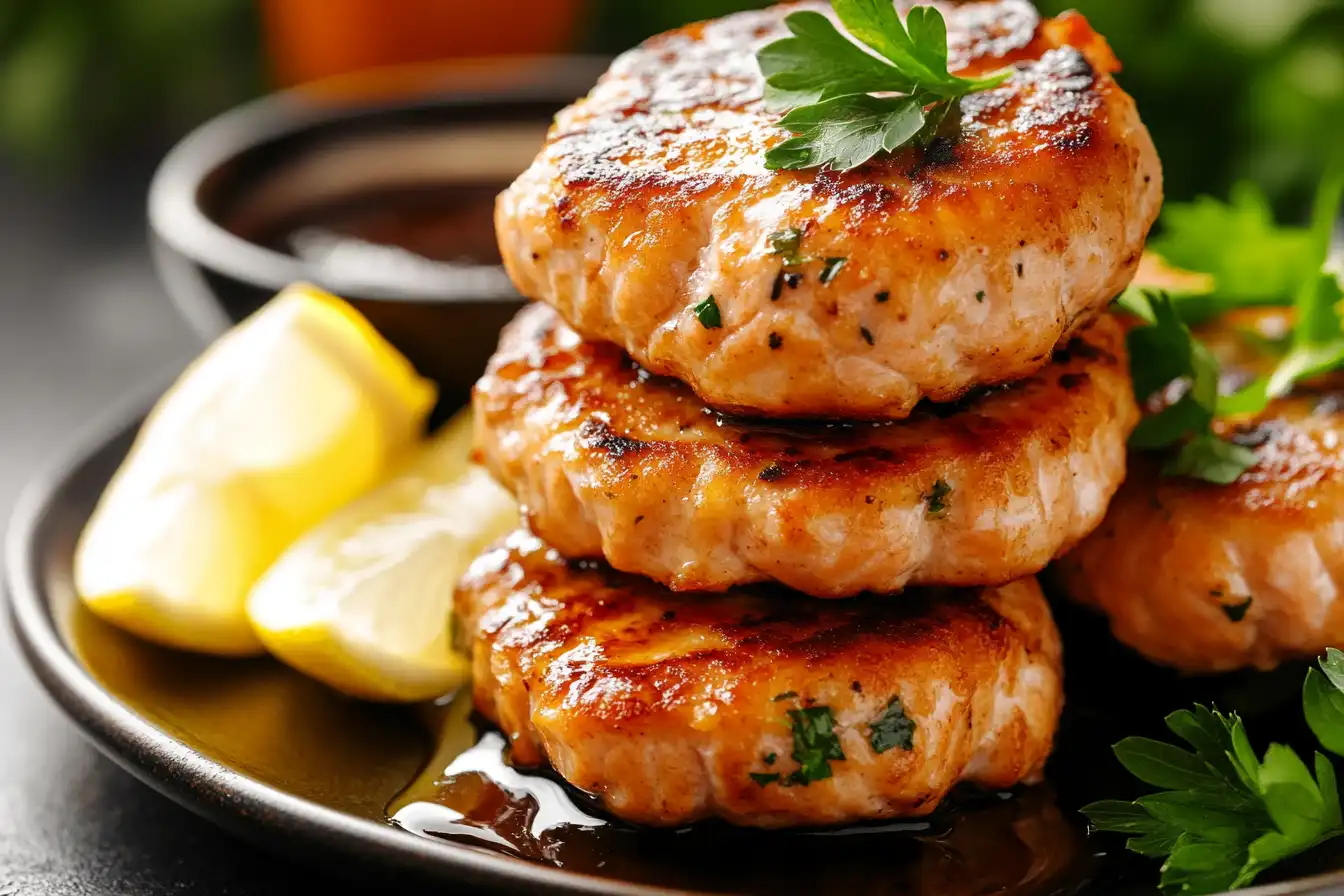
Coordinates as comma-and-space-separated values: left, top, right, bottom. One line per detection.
261, 0, 586, 87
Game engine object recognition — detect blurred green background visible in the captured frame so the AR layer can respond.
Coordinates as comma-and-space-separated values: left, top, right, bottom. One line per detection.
1, 0, 1341, 216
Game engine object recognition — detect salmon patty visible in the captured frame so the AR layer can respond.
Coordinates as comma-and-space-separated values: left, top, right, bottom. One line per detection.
496, 1, 1161, 419
473, 303, 1138, 597
1056, 309, 1344, 672
456, 530, 1063, 828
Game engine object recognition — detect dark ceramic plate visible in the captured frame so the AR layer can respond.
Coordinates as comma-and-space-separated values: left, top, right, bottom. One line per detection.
11, 51, 1344, 896
10, 378, 1344, 896
2, 379, 638, 895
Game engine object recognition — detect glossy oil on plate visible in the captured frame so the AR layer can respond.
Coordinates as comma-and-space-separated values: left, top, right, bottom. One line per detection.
9, 377, 1344, 896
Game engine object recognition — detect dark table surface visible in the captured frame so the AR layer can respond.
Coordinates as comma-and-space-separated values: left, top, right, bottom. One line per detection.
0, 154, 432, 895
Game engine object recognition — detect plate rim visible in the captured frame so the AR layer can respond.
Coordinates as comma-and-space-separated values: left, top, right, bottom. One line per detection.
3, 375, 700, 896
10, 377, 1344, 896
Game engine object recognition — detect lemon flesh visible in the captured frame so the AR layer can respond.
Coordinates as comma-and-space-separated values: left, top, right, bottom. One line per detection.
246, 411, 516, 702
74, 284, 436, 655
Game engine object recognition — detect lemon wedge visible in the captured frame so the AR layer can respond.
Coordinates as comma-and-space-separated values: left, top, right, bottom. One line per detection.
74, 284, 436, 656
246, 411, 516, 702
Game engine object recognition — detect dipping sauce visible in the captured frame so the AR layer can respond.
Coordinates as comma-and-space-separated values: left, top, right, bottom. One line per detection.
238, 183, 514, 298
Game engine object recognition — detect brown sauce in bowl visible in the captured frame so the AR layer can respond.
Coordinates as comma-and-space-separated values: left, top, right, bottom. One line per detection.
252, 183, 503, 268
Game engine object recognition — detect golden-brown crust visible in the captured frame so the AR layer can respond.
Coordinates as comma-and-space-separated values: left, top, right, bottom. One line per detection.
1056, 309, 1344, 671
495, 1, 1161, 418
472, 303, 1138, 597
456, 529, 1063, 828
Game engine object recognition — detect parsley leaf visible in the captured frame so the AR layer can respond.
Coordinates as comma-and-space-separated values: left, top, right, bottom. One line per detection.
1223, 268, 1344, 413
768, 92, 933, 172
1149, 182, 1318, 317
757, 10, 912, 111
1085, 660, 1344, 894
922, 479, 951, 517
1119, 289, 1259, 484
1124, 289, 1217, 411
1305, 649, 1344, 757
1121, 164, 1344, 485
829, 0, 1002, 98
765, 227, 848, 285
693, 295, 722, 329
1164, 433, 1260, 486
869, 696, 916, 753
819, 256, 847, 284
758, 3, 1007, 171
788, 705, 845, 784
767, 227, 806, 264
1223, 156, 1344, 404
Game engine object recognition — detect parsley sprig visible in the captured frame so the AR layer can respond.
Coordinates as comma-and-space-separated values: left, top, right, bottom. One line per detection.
754, 701, 846, 787
1218, 168, 1344, 415
1121, 164, 1344, 484
757, 1, 1007, 171
1118, 288, 1258, 485
1085, 650, 1344, 895
789, 705, 846, 782
1147, 183, 1322, 324
869, 696, 916, 753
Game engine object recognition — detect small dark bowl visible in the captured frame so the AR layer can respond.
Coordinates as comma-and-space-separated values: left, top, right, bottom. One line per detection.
148, 55, 607, 402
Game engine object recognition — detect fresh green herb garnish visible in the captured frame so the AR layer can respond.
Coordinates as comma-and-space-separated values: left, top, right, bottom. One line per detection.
869, 696, 916, 753
753, 702, 846, 789
820, 257, 847, 283
757, 2, 1008, 171
1306, 649, 1344, 757
693, 295, 722, 329
1149, 182, 1320, 322
788, 705, 846, 784
1164, 433, 1261, 486
768, 227, 806, 264
1216, 168, 1344, 413
1120, 165, 1343, 484
1084, 651, 1344, 894
766, 228, 846, 285
1119, 288, 1259, 485
1219, 272, 1344, 416
923, 479, 951, 517
975, 290, 986, 303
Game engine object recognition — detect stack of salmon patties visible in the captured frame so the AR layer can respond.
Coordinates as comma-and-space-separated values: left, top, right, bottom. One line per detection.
459, 0, 1161, 829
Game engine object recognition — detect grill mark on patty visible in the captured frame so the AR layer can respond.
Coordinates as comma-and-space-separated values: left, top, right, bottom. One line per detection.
580, 418, 648, 458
